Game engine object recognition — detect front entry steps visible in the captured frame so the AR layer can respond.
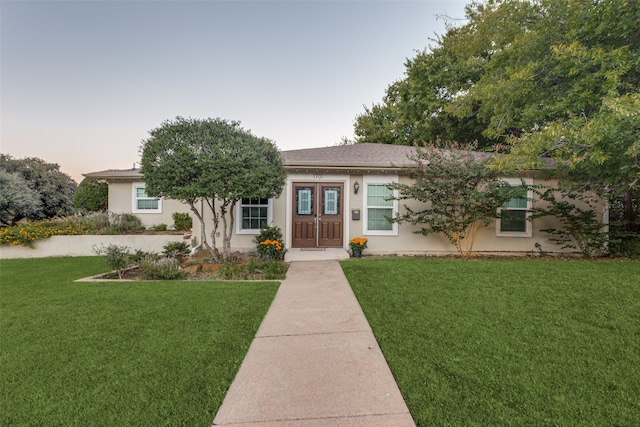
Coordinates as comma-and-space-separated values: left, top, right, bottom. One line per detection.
285, 248, 350, 262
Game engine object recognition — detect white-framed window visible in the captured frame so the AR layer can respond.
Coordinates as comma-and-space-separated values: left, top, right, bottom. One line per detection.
497, 178, 533, 237
237, 198, 273, 234
363, 175, 398, 236
132, 184, 162, 213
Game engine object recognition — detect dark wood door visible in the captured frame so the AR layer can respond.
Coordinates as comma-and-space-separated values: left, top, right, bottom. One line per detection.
291, 182, 344, 248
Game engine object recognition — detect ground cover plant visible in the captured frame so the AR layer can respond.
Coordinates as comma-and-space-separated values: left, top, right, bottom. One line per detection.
342, 257, 640, 426
1, 257, 279, 426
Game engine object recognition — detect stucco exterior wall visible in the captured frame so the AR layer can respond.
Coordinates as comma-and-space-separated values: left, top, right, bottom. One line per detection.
117, 173, 606, 257
108, 181, 192, 228
0, 234, 189, 259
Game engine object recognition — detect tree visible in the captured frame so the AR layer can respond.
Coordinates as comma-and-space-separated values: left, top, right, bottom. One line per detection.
391, 143, 516, 258
529, 186, 608, 258
0, 154, 76, 221
354, 0, 640, 244
0, 170, 42, 226
73, 177, 108, 211
140, 117, 286, 260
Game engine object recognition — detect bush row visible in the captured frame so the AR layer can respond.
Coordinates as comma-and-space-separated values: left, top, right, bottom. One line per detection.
0, 212, 191, 247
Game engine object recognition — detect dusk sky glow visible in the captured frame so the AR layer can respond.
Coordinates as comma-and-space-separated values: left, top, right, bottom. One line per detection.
1, 0, 468, 183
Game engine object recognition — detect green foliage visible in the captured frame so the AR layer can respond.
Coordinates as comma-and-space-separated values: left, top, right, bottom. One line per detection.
73, 177, 108, 212
107, 213, 144, 234
391, 144, 516, 258
530, 186, 609, 257
343, 257, 640, 426
140, 117, 287, 260
253, 225, 285, 259
355, 0, 640, 235
219, 256, 287, 280
151, 223, 167, 231
138, 255, 186, 280
0, 154, 76, 221
0, 217, 87, 247
0, 257, 278, 426
253, 224, 284, 246
0, 169, 42, 226
93, 244, 133, 279
77, 212, 111, 233
172, 212, 192, 231
162, 241, 191, 262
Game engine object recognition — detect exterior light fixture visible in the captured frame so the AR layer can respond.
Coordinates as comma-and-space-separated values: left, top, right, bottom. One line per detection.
354, 180, 360, 194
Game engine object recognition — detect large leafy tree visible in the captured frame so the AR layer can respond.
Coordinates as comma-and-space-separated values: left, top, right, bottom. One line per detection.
73, 177, 108, 212
391, 143, 516, 258
140, 117, 286, 260
0, 154, 76, 222
0, 170, 42, 226
355, 0, 640, 232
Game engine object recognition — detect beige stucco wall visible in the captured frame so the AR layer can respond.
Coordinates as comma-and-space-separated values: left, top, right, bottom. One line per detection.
0, 234, 189, 259
139, 172, 607, 256
108, 181, 193, 229
348, 175, 606, 256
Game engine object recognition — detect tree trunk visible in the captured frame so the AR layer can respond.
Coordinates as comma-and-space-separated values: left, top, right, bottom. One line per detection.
206, 198, 221, 260
188, 200, 213, 254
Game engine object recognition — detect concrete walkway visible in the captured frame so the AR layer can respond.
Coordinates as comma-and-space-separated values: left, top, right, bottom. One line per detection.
212, 259, 416, 426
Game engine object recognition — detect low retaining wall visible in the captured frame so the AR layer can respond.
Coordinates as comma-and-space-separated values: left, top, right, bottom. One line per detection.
0, 235, 190, 259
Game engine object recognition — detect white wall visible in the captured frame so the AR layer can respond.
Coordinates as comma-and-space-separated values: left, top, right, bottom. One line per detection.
0, 235, 189, 259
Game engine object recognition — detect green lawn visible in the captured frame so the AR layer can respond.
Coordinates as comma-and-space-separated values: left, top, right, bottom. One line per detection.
0, 257, 278, 426
342, 258, 640, 426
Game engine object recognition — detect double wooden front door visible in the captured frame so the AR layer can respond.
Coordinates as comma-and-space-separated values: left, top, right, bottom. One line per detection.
291, 182, 344, 248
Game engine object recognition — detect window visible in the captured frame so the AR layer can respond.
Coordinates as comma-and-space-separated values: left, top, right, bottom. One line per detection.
323, 188, 339, 215
296, 188, 313, 215
132, 185, 161, 213
363, 176, 398, 235
497, 178, 532, 237
237, 198, 273, 234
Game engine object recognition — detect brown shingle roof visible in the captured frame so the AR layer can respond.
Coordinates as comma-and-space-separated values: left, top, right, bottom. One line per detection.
83, 168, 142, 180
281, 143, 417, 169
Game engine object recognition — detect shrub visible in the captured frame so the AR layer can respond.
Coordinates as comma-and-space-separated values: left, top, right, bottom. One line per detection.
254, 225, 285, 259
93, 244, 133, 279
261, 259, 287, 280
76, 212, 110, 234
0, 218, 87, 247
162, 241, 191, 262
138, 255, 186, 280
73, 177, 108, 212
530, 187, 608, 257
257, 240, 283, 259
172, 212, 192, 232
253, 224, 283, 246
152, 223, 167, 231
108, 213, 144, 234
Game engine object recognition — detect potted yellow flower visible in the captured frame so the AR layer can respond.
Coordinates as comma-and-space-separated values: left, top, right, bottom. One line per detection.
258, 239, 283, 261
349, 237, 368, 258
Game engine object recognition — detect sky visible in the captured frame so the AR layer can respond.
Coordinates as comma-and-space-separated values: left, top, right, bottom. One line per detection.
1, 0, 468, 183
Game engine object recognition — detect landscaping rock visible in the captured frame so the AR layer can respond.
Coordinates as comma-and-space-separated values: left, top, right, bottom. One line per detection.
182, 265, 201, 273
201, 263, 223, 272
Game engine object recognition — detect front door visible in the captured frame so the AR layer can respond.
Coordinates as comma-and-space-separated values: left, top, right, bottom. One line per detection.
292, 182, 344, 248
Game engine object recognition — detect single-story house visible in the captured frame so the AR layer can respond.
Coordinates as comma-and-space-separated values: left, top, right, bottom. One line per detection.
85, 143, 606, 256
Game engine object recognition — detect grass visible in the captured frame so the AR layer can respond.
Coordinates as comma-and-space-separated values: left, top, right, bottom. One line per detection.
1, 257, 279, 426
342, 257, 640, 426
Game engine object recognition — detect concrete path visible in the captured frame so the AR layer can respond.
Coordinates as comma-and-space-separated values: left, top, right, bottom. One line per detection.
212, 260, 416, 426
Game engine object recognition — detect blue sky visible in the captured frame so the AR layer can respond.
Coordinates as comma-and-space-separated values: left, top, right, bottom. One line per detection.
1, 0, 468, 182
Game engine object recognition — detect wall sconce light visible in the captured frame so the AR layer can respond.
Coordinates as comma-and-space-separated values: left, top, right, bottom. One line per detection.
353, 180, 360, 194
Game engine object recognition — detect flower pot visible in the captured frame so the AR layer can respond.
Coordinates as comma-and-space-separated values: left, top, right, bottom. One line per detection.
352, 250, 362, 258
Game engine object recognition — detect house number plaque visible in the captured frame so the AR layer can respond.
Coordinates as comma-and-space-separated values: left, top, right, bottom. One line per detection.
313, 174, 324, 180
